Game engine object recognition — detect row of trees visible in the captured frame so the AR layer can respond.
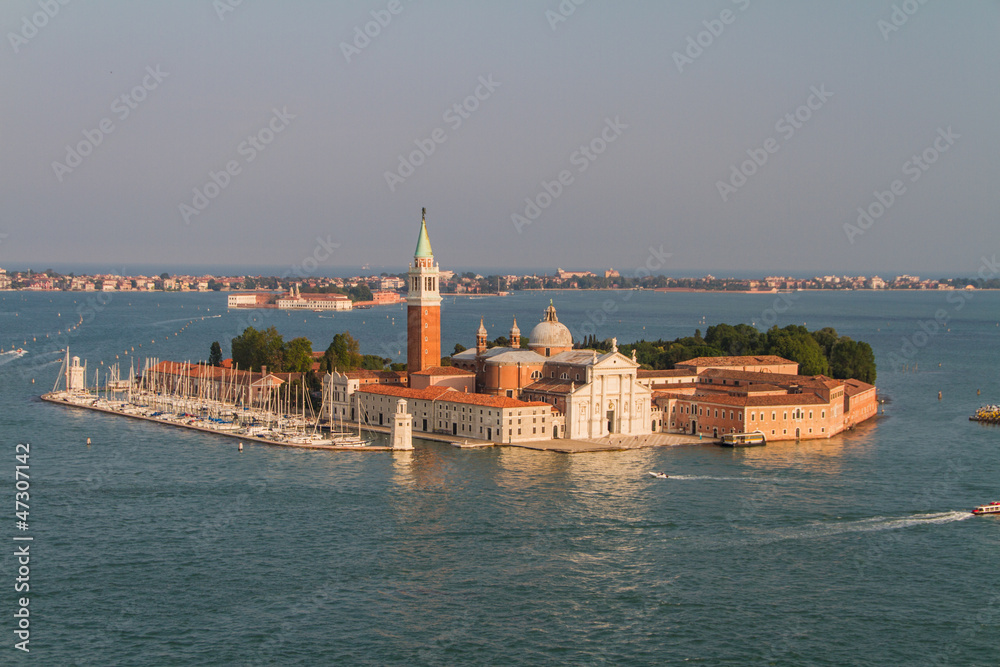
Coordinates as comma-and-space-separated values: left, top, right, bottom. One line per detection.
299, 283, 374, 302
616, 323, 876, 383
225, 328, 402, 376
228, 326, 316, 373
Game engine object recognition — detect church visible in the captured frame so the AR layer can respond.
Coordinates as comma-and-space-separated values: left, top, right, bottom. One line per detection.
327, 209, 658, 442
450, 303, 658, 439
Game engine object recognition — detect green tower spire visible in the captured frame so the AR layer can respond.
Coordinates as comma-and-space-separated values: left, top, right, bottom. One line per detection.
414, 207, 433, 258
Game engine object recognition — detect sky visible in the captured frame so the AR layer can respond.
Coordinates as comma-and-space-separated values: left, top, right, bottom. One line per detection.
1, 1, 998, 277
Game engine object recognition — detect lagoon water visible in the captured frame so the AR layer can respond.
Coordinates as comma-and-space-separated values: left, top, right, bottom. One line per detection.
2, 289, 998, 665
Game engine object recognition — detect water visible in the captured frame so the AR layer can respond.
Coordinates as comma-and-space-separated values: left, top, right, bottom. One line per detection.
2, 289, 999, 665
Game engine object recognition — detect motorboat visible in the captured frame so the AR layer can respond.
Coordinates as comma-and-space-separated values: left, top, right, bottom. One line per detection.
720, 430, 766, 447
972, 502, 1000, 515
648, 471, 669, 479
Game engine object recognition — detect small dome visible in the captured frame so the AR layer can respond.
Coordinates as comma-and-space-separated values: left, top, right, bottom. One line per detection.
528, 302, 572, 351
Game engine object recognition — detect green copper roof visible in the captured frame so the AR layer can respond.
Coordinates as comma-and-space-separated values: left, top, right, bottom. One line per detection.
414, 210, 433, 258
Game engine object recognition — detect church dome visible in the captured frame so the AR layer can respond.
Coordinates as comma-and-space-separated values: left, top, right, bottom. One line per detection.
528, 302, 572, 352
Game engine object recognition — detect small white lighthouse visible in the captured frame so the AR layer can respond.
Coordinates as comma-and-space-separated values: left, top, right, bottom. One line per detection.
67, 355, 85, 392
390, 398, 413, 450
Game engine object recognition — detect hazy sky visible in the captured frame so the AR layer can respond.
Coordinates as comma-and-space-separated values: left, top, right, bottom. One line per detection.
2, 1, 997, 276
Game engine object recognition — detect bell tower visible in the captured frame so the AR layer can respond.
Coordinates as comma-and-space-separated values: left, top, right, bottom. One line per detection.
407, 208, 441, 373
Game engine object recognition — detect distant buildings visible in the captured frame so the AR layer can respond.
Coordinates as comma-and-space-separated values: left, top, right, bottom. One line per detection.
276, 284, 352, 311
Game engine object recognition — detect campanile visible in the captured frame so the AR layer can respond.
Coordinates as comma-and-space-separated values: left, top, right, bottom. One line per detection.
406, 208, 441, 373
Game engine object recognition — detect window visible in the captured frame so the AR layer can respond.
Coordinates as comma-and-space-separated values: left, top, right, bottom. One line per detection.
772, 412, 776, 420
821, 410, 826, 418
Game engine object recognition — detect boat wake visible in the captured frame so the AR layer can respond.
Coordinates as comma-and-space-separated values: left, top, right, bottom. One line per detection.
667, 474, 781, 483
0, 349, 27, 365
150, 315, 222, 327
756, 511, 973, 544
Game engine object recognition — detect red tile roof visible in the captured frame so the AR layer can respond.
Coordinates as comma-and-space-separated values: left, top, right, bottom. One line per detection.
409, 365, 475, 376
358, 384, 550, 409
341, 369, 408, 381
637, 369, 697, 378
677, 355, 796, 367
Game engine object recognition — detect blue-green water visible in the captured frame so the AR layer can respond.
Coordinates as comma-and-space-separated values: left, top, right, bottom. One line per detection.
1, 289, 998, 665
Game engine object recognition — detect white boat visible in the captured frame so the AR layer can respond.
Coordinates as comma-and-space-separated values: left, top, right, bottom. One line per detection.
720, 430, 766, 447
972, 502, 1000, 516
648, 471, 669, 479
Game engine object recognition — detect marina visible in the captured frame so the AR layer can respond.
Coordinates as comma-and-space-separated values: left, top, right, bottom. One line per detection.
41, 350, 391, 451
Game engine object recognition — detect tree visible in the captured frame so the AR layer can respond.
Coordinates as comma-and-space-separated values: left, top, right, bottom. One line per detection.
283, 337, 314, 373
209, 341, 223, 367
811, 327, 840, 358
705, 323, 761, 356
347, 284, 373, 302
360, 355, 390, 370
321, 332, 362, 372
763, 326, 828, 376
160, 272, 170, 280
830, 339, 877, 383
231, 326, 285, 371
487, 336, 509, 349
453, 343, 467, 355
